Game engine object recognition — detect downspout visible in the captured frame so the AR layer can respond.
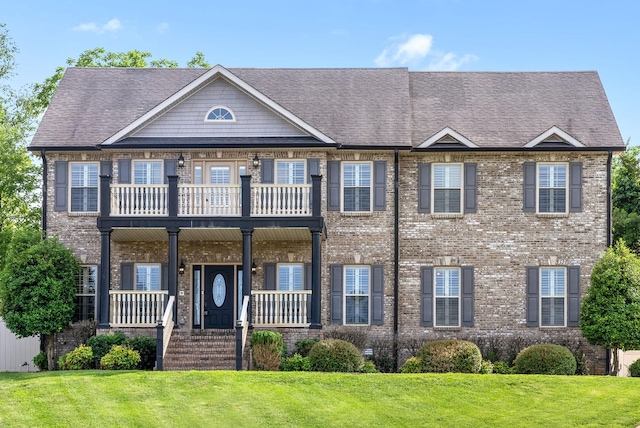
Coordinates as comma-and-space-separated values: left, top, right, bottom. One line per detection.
606, 148, 613, 375
393, 148, 400, 371
40, 149, 47, 238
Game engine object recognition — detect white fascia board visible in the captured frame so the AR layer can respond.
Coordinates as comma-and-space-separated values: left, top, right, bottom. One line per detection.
102, 64, 337, 146
417, 127, 478, 149
524, 126, 585, 148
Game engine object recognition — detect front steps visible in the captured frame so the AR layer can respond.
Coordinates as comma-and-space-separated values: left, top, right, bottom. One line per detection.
162, 329, 238, 371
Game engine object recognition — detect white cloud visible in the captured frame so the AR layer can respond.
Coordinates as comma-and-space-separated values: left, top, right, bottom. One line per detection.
73, 18, 122, 34
375, 33, 477, 71
157, 22, 170, 33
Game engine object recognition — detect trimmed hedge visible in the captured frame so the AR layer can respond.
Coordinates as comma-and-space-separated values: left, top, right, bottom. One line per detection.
100, 345, 141, 370
280, 354, 311, 371
58, 344, 93, 370
125, 337, 156, 370
308, 339, 363, 372
513, 344, 576, 375
628, 358, 640, 377
250, 331, 284, 371
400, 357, 422, 373
87, 332, 126, 368
416, 340, 482, 374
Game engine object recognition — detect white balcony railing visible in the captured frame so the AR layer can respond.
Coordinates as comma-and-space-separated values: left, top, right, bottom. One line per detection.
251, 185, 312, 216
178, 184, 241, 216
252, 290, 311, 327
110, 184, 168, 216
109, 290, 169, 327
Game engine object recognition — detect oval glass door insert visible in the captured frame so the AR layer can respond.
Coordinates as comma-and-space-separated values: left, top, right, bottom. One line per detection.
212, 274, 226, 307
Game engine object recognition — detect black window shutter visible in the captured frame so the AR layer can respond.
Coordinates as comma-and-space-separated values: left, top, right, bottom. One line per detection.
464, 163, 477, 213
567, 266, 581, 327
330, 264, 343, 324
161, 263, 168, 291
526, 266, 539, 327
461, 266, 475, 327
263, 263, 276, 290
54, 161, 68, 211
569, 162, 583, 212
307, 158, 320, 183
420, 267, 434, 327
164, 159, 177, 184
373, 161, 386, 211
523, 162, 536, 212
261, 159, 274, 184
327, 161, 341, 211
304, 262, 312, 323
118, 159, 131, 184
418, 163, 431, 213
121, 263, 134, 291
371, 265, 384, 325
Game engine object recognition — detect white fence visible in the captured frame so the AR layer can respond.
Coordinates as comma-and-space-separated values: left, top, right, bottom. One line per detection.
0, 318, 40, 372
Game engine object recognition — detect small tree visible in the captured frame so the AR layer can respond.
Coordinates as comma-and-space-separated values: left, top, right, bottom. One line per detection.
580, 240, 640, 375
0, 234, 79, 370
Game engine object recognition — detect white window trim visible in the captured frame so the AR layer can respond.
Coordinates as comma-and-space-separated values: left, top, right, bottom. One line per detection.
275, 159, 307, 185
69, 162, 100, 214
75, 265, 97, 321
434, 267, 461, 327
431, 163, 464, 215
539, 266, 567, 328
204, 105, 236, 123
132, 160, 163, 185
341, 161, 373, 213
343, 265, 371, 326
536, 162, 569, 215
277, 263, 304, 291
135, 263, 161, 291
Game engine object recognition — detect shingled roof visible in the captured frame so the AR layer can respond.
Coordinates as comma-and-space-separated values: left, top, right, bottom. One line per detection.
29, 66, 624, 150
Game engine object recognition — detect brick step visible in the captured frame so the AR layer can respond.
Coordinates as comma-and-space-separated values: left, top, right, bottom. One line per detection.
162, 329, 239, 371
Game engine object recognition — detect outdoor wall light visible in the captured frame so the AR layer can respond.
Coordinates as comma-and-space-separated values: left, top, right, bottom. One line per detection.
177, 153, 185, 168
252, 154, 260, 168
251, 262, 257, 275
178, 260, 186, 276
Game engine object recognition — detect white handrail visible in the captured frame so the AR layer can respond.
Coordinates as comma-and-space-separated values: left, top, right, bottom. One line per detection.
162, 296, 175, 358
110, 184, 168, 216
251, 290, 311, 327
238, 295, 250, 356
178, 184, 241, 216
109, 290, 168, 327
251, 184, 311, 216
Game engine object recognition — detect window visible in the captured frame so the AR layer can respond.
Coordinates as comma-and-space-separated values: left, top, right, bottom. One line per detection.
538, 164, 567, 213
276, 160, 305, 185
343, 163, 371, 212
134, 161, 162, 185
345, 266, 370, 324
136, 264, 160, 291
205, 106, 235, 122
540, 267, 566, 326
278, 264, 303, 291
433, 164, 462, 213
70, 163, 98, 212
74, 266, 96, 322
435, 267, 460, 326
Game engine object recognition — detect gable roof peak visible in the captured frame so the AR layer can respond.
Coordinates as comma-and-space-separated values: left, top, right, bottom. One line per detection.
524, 126, 585, 148
417, 127, 478, 149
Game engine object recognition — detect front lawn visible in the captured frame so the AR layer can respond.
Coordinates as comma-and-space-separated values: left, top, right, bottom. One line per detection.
0, 371, 638, 427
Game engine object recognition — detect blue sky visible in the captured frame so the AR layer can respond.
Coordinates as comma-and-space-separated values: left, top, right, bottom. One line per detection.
3, 0, 638, 145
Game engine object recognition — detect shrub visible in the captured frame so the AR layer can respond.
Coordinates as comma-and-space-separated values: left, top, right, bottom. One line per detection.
628, 359, 640, 377
368, 354, 394, 373
294, 338, 319, 357
87, 332, 126, 368
360, 361, 378, 373
33, 351, 48, 371
250, 331, 284, 371
308, 339, 363, 372
323, 326, 369, 350
400, 357, 423, 373
58, 344, 93, 370
492, 361, 514, 374
100, 345, 141, 370
416, 340, 482, 374
480, 360, 493, 374
125, 337, 156, 370
280, 353, 311, 371
513, 344, 577, 375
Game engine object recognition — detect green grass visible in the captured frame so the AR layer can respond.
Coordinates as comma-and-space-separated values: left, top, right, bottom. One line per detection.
0, 371, 639, 427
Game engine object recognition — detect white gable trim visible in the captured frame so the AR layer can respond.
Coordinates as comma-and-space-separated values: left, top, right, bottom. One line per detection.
417, 127, 478, 149
103, 65, 337, 145
524, 126, 584, 148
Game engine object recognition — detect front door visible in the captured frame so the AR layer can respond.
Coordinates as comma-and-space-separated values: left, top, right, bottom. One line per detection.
204, 265, 235, 329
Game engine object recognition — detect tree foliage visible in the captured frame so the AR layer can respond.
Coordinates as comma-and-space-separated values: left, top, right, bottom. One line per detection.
612, 143, 640, 253
0, 233, 80, 369
580, 240, 640, 374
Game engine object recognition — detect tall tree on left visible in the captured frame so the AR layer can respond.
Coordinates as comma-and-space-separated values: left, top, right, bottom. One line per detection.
0, 233, 80, 370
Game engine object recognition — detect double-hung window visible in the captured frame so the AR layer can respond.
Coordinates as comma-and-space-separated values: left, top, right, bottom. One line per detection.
433, 164, 462, 214
538, 164, 567, 213
540, 267, 566, 326
136, 264, 160, 291
278, 264, 304, 291
435, 267, 460, 326
70, 163, 98, 212
345, 266, 370, 324
276, 161, 305, 185
134, 161, 162, 185
74, 265, 97, 321
343, 163, 371, 212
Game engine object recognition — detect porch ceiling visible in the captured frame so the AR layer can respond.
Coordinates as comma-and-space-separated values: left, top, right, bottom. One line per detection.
111, 227, 317, 242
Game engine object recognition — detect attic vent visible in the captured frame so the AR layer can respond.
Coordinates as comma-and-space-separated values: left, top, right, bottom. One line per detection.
525, 126, 584, 148
417, 127, 478, 149
543, 134, 566, 143
437, 134, 460, 143
205, 106, 235, 122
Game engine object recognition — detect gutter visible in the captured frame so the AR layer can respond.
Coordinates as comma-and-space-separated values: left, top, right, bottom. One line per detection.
393, 148, 400, 371
40, 149, 47, 237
